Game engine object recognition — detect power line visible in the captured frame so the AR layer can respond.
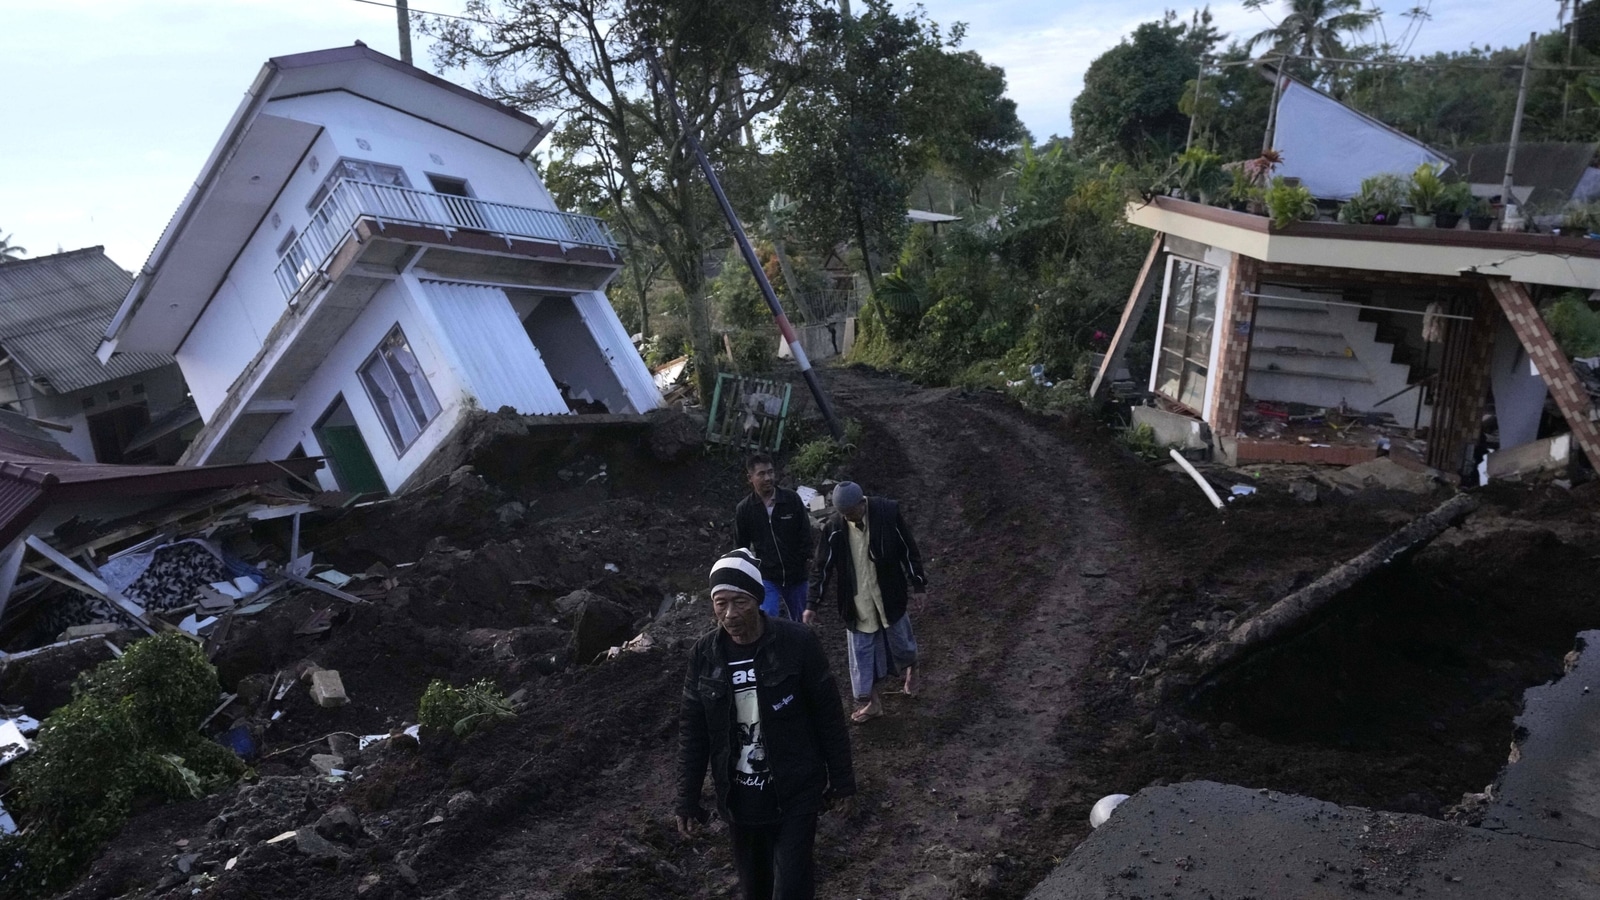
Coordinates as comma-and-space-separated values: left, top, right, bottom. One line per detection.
347, 0, 490, 25
1211, 52, 1600, 73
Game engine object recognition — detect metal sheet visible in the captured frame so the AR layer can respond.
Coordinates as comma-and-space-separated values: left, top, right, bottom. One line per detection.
572, 292, 662, 412
419, 281, 568, 415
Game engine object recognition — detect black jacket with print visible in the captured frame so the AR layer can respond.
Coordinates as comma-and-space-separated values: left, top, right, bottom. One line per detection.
677, 616, 855, 825
810, 496, 928, 630
733, 487, 814, 587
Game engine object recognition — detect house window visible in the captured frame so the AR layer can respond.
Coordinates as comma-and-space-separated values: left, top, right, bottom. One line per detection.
107, 389, 121, 402
132, 383, 145, 396
308, 159, 411, 212
358, 326, 441, 453
1152, 257, 1222, 412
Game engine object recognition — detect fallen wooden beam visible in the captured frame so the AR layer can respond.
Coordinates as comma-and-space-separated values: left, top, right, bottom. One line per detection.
1184, 492, 1478, 686
24, 536, 156, 636
1485, 278, 1600, 471
1089, 232, 1164, 406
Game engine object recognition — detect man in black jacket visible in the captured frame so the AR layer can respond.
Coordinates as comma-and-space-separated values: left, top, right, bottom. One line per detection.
677, 548, 855, 900
733, 453, 814, 621
810, 482, 928, 723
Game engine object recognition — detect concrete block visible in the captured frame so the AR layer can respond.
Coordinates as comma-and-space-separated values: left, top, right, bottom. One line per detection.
309, 754, 345, 776
58, 623, 121, 641
1131, 406, 1209, 451
309, 669, 348, 708
1486, 433, 1571, 481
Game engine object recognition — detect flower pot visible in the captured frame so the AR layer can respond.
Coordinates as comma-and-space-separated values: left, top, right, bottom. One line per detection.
1435, 212, 1462, 229
1468, 215, 1493, 231
1372, 215, 1398, 226
1412, 213, 1436, 228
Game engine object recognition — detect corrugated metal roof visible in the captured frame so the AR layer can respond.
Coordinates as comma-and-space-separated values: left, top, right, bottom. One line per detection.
0, 409, 78, 460
1457, 142, 1600, 211
0, 247, 173, 393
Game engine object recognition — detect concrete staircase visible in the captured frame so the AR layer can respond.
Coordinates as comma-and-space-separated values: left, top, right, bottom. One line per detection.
1247, 288, 1433, 428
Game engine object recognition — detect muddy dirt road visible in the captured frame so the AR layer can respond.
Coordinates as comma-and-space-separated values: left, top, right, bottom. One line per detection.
41, 366, 1600, 900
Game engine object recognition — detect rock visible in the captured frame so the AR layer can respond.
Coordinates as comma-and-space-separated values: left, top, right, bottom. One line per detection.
235, 673, 276, 708
328, 733, 359, 759
358, 873, 383, 896
316, 805, 363, 843
494, 501, 528, 527
553, 589, 601, 618
1327, 457, 1440, 494
294, 827, 350, 860
310, 754, 346, 776
971, 863, 1001, 895
1289, 480, 1319, 503
395, 861, 419, 886
645, 407, 705, 462
446, 790, 483, 819
175, 852, 200, 875
569, 597, 637, 665
310, 670, 348, 708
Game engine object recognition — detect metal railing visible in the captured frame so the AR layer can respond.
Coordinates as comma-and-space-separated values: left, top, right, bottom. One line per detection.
272, 178, 620, 300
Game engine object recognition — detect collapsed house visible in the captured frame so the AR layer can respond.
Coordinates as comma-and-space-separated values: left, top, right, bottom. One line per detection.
1096, 77, 1600, 481
0, 248, 191, 464
96, 44, 660, 495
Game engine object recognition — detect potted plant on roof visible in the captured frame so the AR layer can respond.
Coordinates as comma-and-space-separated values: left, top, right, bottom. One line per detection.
1222, 167, 1259, 212
1467, 195, 1494, 231
1239, 149, 1283, 216
1265, 177, 1317, 229
1174, 147, 1228, 205
1341, 174, 1406, 226
1408, 163, 1445, 228
1435, 182, 1471, 229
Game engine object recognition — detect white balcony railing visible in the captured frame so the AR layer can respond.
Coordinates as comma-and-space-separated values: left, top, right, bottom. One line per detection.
273, 178, 620, 299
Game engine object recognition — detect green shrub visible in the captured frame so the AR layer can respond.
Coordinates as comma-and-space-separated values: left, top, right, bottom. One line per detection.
2, 634, 242, 897
1264, 177, 1317, 229
788, 418, 862, 483
417, 679, 516, 737
1120, 422, 1167, 461
1544, 293, 1600, 357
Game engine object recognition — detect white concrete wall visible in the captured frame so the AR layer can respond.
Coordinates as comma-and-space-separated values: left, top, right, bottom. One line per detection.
177, 91, 565, 426
30, 365, 190, 462
1491, 317, 1549, 451
254, 279, 471, 493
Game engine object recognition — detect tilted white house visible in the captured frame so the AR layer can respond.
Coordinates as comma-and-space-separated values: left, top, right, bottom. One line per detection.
98, 44, 659, 494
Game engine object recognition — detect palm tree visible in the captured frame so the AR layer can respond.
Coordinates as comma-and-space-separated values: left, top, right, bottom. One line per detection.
1243, 0, 1379, 60
0, 231, 25, 263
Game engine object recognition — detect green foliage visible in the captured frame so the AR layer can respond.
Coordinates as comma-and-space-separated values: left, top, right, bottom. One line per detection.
1071, 11, 1222, 161
1408, 163, 1446, 215
1436, 181, 1474, 216
1174, 147, 1228, 204
1544, 294, 1600, 357
906, 44, 1029, 204
2, 634, 241, 897
1264, 177, 1318, 229
1120, 423, 1166, 461
1339, 173, 1407, 224
787, 419, 863, 483
418, 679, 516, 737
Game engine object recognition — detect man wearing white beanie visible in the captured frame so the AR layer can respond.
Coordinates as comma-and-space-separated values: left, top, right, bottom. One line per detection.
676, 548, 855, 899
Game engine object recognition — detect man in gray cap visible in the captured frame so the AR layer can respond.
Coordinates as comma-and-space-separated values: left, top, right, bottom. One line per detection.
811, 482, 928, 723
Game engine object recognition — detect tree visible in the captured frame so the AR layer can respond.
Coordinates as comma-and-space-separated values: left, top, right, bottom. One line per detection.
774, 0, 930, 301
1243, 0, 1379, 61
1071, 11, 1222, 162
0, 231, 25, 263
425, 0, 816, 402
908, 44, 1029, 205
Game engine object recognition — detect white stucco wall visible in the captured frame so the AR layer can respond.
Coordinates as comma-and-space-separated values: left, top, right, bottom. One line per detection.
254, 279, 471, 493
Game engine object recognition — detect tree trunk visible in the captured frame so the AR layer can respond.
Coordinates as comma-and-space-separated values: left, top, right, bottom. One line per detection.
850, 198, 887, 330
630, 262, 653, 338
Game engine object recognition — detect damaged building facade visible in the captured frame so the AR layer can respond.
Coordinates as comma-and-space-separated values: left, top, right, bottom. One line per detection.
1095, 75, 1600, 481
97, 44, 660, 495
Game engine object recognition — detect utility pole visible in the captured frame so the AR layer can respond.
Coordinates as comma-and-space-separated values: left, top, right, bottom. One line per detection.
1185, 58, 1207, 152
397, 0, 413, 65
1262, 55, 1288, 154
1502, 33, 1536, 229
644, 50, 846, 440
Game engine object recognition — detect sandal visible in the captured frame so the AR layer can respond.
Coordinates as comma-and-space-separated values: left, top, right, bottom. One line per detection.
850, 706, 884, 724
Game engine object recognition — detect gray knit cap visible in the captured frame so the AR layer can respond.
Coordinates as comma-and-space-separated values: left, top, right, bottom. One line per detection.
832, 481, 865, 510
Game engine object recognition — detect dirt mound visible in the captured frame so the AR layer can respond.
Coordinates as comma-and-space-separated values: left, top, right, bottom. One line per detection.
21, 369, 1600, 900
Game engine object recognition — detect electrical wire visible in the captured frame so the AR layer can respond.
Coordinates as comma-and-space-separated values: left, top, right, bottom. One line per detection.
347, 0, 490, 25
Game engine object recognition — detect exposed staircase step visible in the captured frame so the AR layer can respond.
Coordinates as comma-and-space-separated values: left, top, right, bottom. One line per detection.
1255, 303, 1331, 315
1252, 324, 1345, 338
1251, 346, 1359, 360
1249, 365, 1373, 384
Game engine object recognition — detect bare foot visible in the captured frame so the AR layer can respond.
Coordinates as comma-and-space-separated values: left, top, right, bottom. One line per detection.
902, 666, 918, 697
851, 702, 883, 723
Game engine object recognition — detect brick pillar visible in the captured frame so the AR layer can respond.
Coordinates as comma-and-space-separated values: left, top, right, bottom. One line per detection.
1486, 278, 1600, 470
1207, 254, 1260, 438
1425, 290, 1497, 476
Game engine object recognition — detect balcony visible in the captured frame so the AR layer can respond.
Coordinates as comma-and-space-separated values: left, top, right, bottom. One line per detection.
273, 178, 621, 300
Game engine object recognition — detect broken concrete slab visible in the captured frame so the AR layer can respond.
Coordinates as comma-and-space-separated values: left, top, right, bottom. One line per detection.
293, 827, 350, 861
309, 670, 347, 708
57, 622, 123, 641
1025, 780, 1600, 899
309, 754, 345, 776
553, 589, 602, 619
1486, 433, 1572, 482
1325, 456, 1443, 494
1482, 629, 1600, 847
1131, 405, 1209, 452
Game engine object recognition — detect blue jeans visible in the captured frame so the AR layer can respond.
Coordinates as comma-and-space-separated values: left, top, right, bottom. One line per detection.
762, 580, 809, 620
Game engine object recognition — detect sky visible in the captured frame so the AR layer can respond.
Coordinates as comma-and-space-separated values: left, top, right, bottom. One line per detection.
0, 0, 1562, 271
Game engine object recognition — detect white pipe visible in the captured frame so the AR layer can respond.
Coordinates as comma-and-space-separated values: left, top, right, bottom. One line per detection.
1169, 448, 1225, 510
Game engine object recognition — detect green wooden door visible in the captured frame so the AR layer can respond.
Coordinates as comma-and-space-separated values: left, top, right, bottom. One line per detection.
317, 425, 387, 495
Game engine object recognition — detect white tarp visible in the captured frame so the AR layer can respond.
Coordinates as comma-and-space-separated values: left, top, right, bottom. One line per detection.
1273, 80, 1450, 200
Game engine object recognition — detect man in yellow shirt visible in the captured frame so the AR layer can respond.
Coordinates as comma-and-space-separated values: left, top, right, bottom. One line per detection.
809, 482, 929, 723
